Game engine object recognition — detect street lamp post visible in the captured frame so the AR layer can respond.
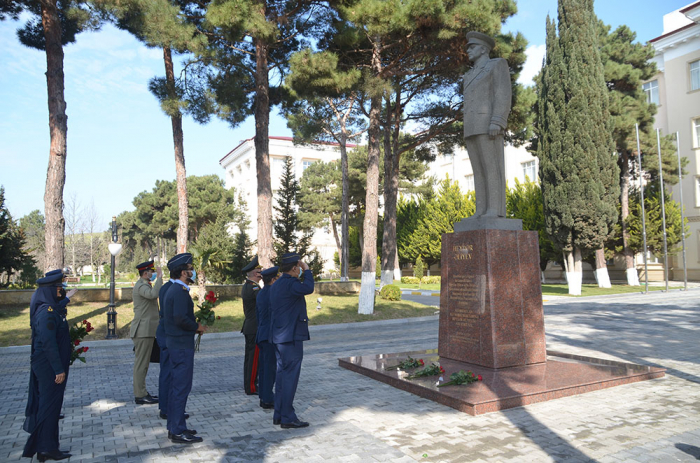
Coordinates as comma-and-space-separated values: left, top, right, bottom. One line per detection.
106, 216, 123, 339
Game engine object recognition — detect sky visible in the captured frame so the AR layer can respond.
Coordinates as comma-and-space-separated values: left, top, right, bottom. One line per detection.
0, 0, 694, 227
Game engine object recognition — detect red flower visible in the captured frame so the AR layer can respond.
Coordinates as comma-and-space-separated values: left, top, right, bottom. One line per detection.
82, 319, 88, 324
83, 346, 89, 352
419, 359, 425, 366
205, 291, 217, 303
440, 367, 445, 373
74, 339, 80, 346
217, 316, 221, 320
477, 374, 483, 381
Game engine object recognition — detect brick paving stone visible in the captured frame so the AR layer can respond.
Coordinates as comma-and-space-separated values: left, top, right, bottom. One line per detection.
2, 289, 700, 461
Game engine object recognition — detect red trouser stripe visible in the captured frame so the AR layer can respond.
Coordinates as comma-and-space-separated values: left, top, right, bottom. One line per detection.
250, 345, 260, 393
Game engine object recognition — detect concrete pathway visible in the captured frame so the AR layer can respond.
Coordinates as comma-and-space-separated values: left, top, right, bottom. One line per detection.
1, 289, 699, 462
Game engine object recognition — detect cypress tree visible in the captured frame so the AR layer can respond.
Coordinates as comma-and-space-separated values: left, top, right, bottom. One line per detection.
273, 158, 313, 259
537, 0, 619, 295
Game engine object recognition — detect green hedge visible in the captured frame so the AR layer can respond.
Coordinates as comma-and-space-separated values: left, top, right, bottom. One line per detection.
379, 284, 402, 301
400, 276, 441, 284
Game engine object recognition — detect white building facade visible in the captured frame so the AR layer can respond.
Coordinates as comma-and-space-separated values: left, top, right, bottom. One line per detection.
647, 1, 700, 281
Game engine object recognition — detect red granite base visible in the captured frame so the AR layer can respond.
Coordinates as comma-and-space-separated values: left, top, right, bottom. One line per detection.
338, 349, 665, 415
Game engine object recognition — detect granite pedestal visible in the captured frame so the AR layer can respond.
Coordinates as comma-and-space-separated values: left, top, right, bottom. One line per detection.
339, 225, 665, 414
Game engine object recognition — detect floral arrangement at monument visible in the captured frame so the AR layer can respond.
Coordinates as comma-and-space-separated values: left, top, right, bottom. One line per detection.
437, 370, 482, 387
70, 319, 94, 365
386, 356, 424, 371
407, 363, 445, 379
194, 290, 219, 352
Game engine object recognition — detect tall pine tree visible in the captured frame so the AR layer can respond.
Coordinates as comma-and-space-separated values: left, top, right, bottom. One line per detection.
537, 0, 619, 295
273, 157, 313, 259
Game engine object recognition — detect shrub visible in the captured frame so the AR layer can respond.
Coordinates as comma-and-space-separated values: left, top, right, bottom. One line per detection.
380, 284, 401, 301
423, 276, 441, 284
401, 276, 420, 284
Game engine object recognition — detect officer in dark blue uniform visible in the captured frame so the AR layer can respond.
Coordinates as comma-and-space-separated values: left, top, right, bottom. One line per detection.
241, 257, 262, 395
256, 266, 279, 410
156, 256, 188, 422
269, 252, 314, 428
162, 253, 205, 444
23, 269, 77, 461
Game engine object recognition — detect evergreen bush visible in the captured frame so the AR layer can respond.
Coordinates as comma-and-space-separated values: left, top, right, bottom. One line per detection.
380, 284, 401, 301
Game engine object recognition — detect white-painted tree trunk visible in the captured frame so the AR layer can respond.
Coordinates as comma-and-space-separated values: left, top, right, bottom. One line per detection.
358, 272, 376, 314
626, 268, 640, 286
566, 248, 582, 295
394, 267, 402, 281
595, 268, 611, 288
380, 270, 393, 288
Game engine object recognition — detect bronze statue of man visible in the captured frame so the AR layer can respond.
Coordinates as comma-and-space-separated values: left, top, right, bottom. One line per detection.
463, 31, 511, 218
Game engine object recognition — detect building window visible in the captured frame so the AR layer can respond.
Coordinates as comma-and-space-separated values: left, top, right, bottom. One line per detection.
694, 118, 700, 148
691, 60, 700, 91
696, 177, 700, 207
642, 80, 659, 104
302, 160, 315, 172
522, 160, 537, 182
464, 174, 474, 192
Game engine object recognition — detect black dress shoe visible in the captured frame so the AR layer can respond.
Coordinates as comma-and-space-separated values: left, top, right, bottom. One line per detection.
273, 418, 281, 425
37, 450, 72, 461
160, 412, 190, 420
260, 401, 274, 409
58, 414, 64, 420
169, 433, 203, 444
184, 429, 197, 435
135, 394, 158, 405
281, 419, 309, 429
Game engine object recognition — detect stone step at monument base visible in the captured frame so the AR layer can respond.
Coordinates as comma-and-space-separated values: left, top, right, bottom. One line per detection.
338, 349, 665, 415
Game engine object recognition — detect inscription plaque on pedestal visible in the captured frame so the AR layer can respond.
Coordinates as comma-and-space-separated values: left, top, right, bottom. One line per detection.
438, 229, 546, 369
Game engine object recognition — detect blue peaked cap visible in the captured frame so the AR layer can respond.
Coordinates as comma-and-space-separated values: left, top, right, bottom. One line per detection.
261, 266, 279, 277
279, 252, 300, 265
37, 269, 64, 286
167, 253, 193, 271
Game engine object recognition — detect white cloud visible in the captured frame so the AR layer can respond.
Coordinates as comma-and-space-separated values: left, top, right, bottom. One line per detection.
518, 44, 546, 87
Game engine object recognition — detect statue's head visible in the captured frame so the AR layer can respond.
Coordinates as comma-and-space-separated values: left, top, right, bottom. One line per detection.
466, 31, 495, 61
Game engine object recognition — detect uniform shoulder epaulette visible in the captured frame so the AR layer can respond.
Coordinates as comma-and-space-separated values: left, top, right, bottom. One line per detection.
47, 307, 53, 312
183, 285, 188, 291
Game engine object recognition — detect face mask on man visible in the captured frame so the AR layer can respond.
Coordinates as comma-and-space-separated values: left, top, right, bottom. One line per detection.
190, 269, 197, 282
298, 266, 302, 278
150, 273, 157, 282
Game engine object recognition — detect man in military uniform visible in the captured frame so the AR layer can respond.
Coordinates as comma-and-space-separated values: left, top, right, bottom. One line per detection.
131, 260, 162, 405
241, 257, 262, 395
269, 252, 314, 428
256, 266, 280, 409
157, 256, 189, 421
462, 31, 512, 218
163, 253, 205, 444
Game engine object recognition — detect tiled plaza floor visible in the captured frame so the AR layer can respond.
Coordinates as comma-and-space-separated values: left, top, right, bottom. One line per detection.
1, 288, 699, 462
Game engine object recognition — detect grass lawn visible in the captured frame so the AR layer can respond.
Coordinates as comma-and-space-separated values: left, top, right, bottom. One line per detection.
395, 283, 441, 291
0, 294, 438, 347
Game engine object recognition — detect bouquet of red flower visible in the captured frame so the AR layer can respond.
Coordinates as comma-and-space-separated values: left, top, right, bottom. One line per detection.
437, 370, 482, 387
385, 356, 424, 371
407, 363, 445, 379
194, 291, 219, 352
70, 319, 94, 365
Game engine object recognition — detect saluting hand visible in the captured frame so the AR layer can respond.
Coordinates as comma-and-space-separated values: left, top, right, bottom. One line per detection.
55, 373, 65, 384
66, 289, 78, 299
156, 267, 163, 279
299, 261, 309, 271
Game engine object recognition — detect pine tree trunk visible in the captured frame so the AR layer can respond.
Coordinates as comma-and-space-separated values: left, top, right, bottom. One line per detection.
380, 97, 397, 288
358, 42, 383, 315
41, 0, 67, 272
329, 214, 341, 259
90, 234, 95, 282
340, 140, 350, 282
595, 248, 611, 288
254, 37, 274, 268
620, 151, 639, 286
566, 247, 582, 295
164, 47, 189, 253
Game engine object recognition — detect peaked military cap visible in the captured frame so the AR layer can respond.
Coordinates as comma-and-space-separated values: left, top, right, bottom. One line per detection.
261, 266, 279, 278
136, 260, 155, 271
37, 269, 64, 286
167, 253, 193, 271
241, 256, 261, 275
466, 31, 495, 51
279, 252, 300, 265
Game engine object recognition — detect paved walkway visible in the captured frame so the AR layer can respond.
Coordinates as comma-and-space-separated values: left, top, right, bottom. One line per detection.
1, 289, 699, 462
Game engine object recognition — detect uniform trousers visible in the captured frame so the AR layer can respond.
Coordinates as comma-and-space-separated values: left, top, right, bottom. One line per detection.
157, 333, 170, 414
243, 334, 259, 394
22, 358, 68, 456
167, 348, 193, 435
274, 340, 303, 424
257, 340, 276, 404
465, 133, 506, 217
132, 336, 153, 397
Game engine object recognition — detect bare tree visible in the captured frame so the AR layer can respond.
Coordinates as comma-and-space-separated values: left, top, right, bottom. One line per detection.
84, 200, 102, 282
64, 193, 83, 275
